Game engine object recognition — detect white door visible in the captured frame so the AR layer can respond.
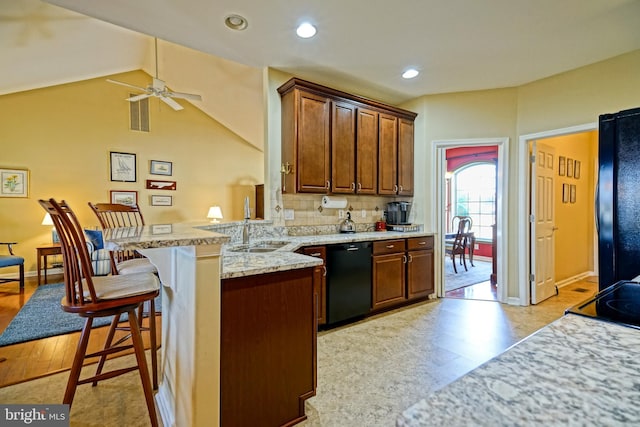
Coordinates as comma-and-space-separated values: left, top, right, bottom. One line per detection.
530, 141, 557, 304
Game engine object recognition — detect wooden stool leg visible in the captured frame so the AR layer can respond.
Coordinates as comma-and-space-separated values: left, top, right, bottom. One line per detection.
64, 317, 93, 407
127, 309, 158, 427
92, 314, 121, 386
148, 300, 158, 390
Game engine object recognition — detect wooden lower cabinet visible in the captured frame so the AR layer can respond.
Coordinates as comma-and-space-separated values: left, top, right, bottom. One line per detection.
301, 246, 327, 325
221, 268, 316, 427
406, 236, 434, 300
372, 240, 406, 310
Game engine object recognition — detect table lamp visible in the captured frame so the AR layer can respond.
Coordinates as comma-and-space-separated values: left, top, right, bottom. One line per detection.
42, 213, 59, 243
207, 206, 223, 223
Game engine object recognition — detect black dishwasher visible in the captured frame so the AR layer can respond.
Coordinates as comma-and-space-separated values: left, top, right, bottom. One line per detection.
326, 241, 372, 326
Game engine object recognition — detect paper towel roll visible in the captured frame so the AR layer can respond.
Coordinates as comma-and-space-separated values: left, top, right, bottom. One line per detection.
321, 196, 348, 209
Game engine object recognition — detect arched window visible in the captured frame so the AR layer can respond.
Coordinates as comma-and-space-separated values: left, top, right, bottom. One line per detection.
452, 162, 496, 240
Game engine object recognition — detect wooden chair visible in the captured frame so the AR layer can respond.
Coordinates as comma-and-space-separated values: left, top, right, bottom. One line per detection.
0, 242, 24, 290
88, 202, 159, 389
38, 198, 159, 426
445, 217, 472, 273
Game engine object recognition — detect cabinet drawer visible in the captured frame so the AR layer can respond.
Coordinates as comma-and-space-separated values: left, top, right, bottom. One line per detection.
407, 236, 434, 251
373, 239, 406, 255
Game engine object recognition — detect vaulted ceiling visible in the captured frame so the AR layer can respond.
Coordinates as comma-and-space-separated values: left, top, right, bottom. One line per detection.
3, 0, 640, 104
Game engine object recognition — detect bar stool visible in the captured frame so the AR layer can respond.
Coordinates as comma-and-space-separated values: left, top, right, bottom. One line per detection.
39, 198, 159, 426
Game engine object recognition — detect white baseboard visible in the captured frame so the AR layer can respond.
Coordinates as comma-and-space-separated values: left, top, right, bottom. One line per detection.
0, 267, 63, 280
556, 271, 596, 289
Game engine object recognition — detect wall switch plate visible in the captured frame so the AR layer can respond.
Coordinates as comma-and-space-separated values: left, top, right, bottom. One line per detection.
338, 210, 345, 219
284, 209, 294, 220
361, 209, 366, 218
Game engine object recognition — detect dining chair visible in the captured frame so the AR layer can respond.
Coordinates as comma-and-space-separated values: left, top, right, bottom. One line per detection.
87, 202, 159, 389
39, 198, 159, 426
445, 217, 472, 273
0, 242, 24, 290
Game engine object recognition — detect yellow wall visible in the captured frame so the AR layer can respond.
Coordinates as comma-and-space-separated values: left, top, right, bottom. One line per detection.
0, 70, 263, 274
542, 131, 598, 282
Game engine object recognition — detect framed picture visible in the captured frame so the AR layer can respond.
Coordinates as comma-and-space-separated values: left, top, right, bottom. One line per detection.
150, 160, 173, 176
110, 190, 138, 206
558, 156, 566, 176
566, 157, 574, 178
110, 152, 136, 182
570, 184, 577, 203
146, 179, 176, 190
150, 195, 173, 206
562, 183, 570, 203
151, 224, 173, 234
0, 168, 29, 198
574, 160, 581, 179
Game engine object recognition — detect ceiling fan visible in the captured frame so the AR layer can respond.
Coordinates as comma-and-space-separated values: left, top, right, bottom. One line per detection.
107, 38, 202, 111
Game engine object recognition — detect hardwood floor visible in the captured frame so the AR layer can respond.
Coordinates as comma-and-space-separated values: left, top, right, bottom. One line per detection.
445, 279, 498, 300
0, 274, 160, 388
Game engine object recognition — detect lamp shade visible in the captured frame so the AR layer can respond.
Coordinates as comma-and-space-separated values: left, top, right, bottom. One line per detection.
207, 206, 223, 223
41, 213, 54, 226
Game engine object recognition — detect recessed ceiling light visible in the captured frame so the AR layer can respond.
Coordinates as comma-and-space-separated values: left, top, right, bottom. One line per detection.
402, 69, 419, 79
296, 22, 317, 38
225, 14, 248, 31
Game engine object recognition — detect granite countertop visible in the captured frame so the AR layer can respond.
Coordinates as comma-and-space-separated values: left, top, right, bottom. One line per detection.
221, 231, 433, 279
397, 314, 640, 426
103, 221, 433, 280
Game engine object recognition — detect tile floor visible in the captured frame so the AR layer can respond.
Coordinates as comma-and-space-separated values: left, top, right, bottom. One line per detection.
0, 280, 598, 427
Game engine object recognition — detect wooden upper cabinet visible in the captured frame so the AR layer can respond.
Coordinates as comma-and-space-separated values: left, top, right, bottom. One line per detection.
398, 118, 415, 196
280, 88, 331, 193
331, 101, 356, 194
278, 78, 416, 195
378, 113, 399, 195
356, 108, 378, 195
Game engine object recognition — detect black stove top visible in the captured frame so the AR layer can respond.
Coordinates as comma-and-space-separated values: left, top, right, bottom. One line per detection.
566, 280, 640, 330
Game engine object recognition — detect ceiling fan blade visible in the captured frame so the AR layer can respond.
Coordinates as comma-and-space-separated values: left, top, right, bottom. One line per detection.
106, 79, 147, 91
127, 93, 152, 102
160, 96, 184, 111
168, 91, 202, 101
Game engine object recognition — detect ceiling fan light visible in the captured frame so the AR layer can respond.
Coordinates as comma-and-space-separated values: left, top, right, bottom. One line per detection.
225, 14, 248, 31
296, 22, 317, 38
402, 69, 419, 79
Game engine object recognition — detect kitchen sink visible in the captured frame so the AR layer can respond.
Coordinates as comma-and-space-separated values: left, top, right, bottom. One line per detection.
227, 240, 290, 253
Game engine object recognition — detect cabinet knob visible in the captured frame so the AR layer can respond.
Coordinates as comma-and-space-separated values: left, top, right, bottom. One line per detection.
394, 184, 398, 193
386, 244, 395, 249
322, 266, 327, 277
326, 180, 331, 189
351, 182, 356, 191
357, 183, 362, 191
418, 241, 426, 245
310, 252, 322, 257
408, 254, 413, 263
399, 185, 404, 192
402, 255, 407, 264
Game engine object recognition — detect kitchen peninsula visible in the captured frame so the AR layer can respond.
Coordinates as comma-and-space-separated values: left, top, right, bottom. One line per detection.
397, 313, 640, 426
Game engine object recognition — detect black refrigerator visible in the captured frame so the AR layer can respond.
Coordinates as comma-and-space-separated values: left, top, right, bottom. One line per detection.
598, 106, 640, 290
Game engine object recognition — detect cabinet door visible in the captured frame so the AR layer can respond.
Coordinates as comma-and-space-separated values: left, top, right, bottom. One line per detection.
297, 90, 331, 192
397, 118, 414, 196
356, 108, 378, 194
302, 246, 327, 325
378, 113, 399, 195
331, 101, 357, 194
407, 249, 434, 299
372, 252, 406, 310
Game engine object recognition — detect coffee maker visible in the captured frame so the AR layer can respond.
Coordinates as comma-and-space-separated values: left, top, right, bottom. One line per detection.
385, 201, 411, 225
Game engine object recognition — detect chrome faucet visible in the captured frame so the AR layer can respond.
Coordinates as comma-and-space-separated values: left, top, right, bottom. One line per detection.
242, 197, 251, 245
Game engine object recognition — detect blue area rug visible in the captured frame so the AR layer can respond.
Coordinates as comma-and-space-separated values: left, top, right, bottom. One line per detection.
0, 283, 160, 347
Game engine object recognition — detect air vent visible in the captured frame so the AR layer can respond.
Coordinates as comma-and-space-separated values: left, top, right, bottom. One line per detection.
129, 95, 149, 132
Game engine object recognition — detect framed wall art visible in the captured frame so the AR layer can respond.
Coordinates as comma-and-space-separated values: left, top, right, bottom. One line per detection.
570, 184, 576, 204
574, 160, 581, 179
150, 160, 173, 176
566, 157, 574, 178
558, 156, 565, 176
0, 168, 29, 198
562, 183, 570, 203
110, 190, 138, 206
110, 152, 136, 182
150, 195, 173, 206
146, 179, 176, 190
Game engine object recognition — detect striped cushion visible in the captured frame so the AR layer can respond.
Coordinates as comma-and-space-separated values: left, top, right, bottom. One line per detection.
83, 272, 159, 300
